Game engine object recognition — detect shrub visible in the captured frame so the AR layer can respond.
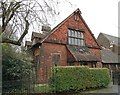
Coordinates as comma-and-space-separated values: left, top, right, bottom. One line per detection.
2, 44, 34, 93
49, 66, 110, 92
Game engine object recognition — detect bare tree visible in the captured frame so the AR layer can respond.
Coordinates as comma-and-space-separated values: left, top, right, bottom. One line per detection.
0, 0, 61, 45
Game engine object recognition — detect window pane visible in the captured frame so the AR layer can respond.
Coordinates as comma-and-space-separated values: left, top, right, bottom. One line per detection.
68, 30, 71, 36
71, 38, 74, 44
75, 38, 77, 45
71, 30, 74, 37
67, 29, 85, 46
75, 31, 77, 37
77, 32, 80, 38
68, 37, 71, 44
81, 32, 84, 38
77, 39, 80, 46
81, 40, 85, 46
82, 40, 85, 46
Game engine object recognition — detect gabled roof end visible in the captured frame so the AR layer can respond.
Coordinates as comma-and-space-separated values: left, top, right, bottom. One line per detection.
74, 8, 82, 14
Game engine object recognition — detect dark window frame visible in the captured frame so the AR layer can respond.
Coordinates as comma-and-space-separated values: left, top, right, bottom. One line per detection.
68, 29, 85, 46
52, 53, 60, 66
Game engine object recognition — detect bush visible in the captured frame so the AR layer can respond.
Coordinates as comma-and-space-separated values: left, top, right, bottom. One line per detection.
49, 66, 110, 92
2, 44, 34, 93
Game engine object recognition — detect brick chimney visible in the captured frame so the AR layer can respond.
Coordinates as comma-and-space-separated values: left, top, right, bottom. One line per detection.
41, 25, 51, 35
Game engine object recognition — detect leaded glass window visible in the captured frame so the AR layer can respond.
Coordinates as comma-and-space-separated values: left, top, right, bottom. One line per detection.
68, 29, 85, 46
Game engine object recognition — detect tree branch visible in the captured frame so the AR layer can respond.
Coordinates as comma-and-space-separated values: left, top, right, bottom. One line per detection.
1, 0, 62, 46
18, 12, 30, 43
1, 38, 21, 46
2, 2, 21, 32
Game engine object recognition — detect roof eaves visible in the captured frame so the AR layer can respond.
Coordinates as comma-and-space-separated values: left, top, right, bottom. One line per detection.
66, 45, 78, 61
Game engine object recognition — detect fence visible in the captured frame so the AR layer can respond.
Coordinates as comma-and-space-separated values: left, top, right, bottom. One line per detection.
112, 70, 120, 85
2, 66, 51, 94
2, 79, 35, 94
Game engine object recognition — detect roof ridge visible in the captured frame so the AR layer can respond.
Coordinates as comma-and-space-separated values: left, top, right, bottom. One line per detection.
101, 32, 119, 39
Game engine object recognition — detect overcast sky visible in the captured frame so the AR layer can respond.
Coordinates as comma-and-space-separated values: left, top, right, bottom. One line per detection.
55, 0, 119, 38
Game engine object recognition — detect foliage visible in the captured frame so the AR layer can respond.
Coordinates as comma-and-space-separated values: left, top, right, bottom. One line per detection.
49, 66, 110, 92
2, 44, 34, 92
34, 85, 49, 93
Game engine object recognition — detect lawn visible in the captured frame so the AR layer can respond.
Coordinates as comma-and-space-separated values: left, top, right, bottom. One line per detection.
34, 85, 49, 93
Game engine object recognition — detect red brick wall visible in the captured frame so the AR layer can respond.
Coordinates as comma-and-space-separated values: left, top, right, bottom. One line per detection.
37, 42, 67, 83
33, 48, 40, 66
46, 13, 99, 47
67, 48, 75, 64
40, 42, 67, 66
34, 48, 40, 56
45, 13, 101, 66
35, 45, 102, 83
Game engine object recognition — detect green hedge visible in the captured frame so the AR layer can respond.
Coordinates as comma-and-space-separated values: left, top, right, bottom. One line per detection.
49, 66, 110, 92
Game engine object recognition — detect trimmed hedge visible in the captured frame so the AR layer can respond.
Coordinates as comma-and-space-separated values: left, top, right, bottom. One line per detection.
49, 66, 110, 92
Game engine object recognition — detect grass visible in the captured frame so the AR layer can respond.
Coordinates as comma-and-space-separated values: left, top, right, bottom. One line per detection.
34, 82, 112, 93
34, 85, 49, 93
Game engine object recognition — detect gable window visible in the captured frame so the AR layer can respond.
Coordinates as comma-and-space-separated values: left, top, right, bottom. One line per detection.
68, 29, 85, 46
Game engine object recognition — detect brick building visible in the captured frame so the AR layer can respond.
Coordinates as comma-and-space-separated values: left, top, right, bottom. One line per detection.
26, 8, 102, 83
97, 33, 120, 71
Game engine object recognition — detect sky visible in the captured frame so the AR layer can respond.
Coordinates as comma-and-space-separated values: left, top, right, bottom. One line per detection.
26, 0, 119, 41
55, 0, 119, 38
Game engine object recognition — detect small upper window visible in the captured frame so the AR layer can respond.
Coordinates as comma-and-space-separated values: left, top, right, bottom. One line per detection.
68, 29, 85, 46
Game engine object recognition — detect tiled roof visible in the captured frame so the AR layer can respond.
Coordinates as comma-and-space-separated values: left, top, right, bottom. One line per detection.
67, 45, 100, 62
101, 49, 120, 63
102, 33, 120, 46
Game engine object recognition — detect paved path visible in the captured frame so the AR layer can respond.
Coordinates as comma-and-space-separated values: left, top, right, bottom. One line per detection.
84, 82, 120, 94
